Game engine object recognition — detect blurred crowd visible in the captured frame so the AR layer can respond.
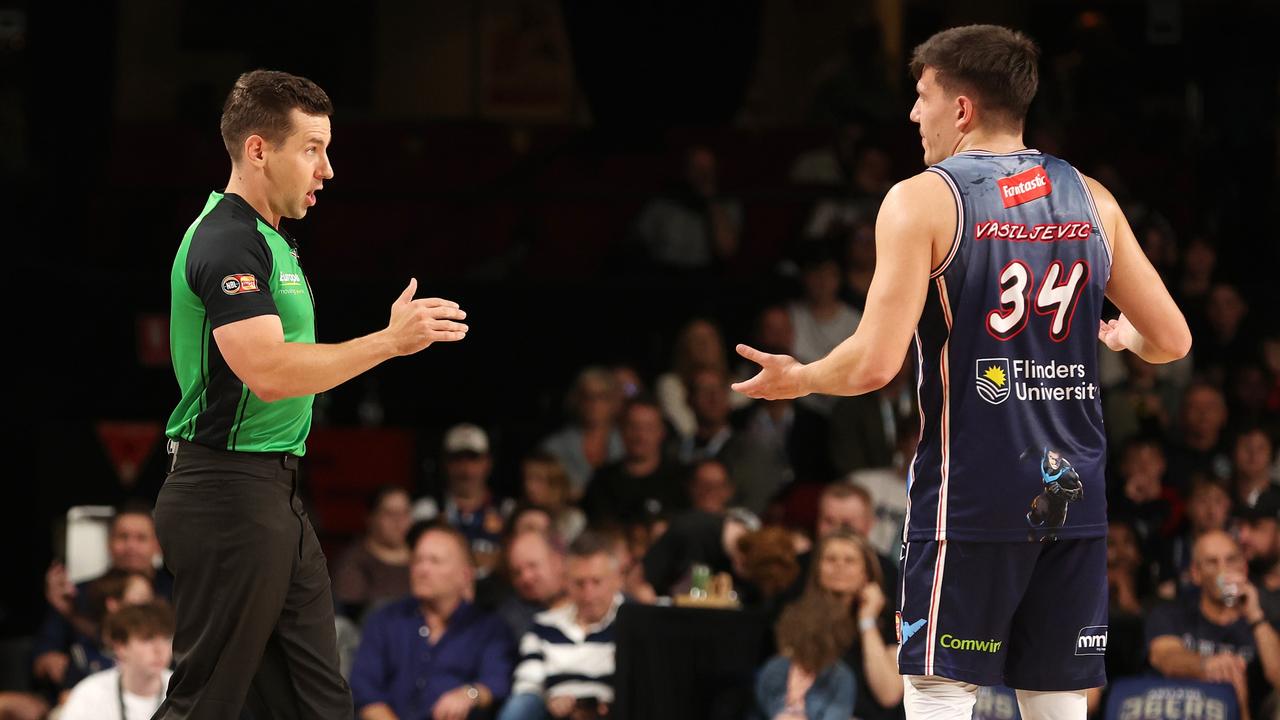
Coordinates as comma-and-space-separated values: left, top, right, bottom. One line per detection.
6, 123, 1280, 720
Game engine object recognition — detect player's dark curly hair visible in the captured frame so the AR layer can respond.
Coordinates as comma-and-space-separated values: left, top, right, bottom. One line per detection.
220, 70, 333, 160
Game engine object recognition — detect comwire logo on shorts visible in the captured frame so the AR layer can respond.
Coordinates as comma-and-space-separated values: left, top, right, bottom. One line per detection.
939, 634, 1002, 653
1075, 626, 1107, 656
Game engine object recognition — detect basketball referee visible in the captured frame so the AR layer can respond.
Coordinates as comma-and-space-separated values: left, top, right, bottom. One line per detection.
156, 70, 469, 719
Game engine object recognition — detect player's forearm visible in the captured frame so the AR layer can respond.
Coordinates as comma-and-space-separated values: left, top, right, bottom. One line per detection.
256, 331, 398, 402
801, 336, 899, 397
1116, 322, 1188, 365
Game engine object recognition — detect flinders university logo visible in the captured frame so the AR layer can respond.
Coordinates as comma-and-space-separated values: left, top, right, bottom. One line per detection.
976, 358, 1011, 405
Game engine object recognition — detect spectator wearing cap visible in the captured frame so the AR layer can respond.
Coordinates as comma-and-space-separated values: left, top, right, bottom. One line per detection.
1238, 493, 1280, 627
583, 398, 688, 528
351, 523, 514, 720
415, 423, 511, 579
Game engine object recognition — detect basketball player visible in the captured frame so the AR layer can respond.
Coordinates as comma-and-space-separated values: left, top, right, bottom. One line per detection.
733, 25, 1191, 720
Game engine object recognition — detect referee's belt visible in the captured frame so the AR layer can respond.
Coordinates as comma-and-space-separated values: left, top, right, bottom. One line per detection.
166, 438, 301, 470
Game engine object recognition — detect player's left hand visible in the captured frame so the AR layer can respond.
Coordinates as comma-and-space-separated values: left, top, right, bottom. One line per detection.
431, 687, 476, 720
731, 344, 808, 400
1098, 314, 1133, 352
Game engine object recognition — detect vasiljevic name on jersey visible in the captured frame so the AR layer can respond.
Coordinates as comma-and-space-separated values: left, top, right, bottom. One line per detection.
975, 357, 1099, 405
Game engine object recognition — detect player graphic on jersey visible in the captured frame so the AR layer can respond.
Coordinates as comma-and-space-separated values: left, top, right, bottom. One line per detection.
1021, 446, 1083, 541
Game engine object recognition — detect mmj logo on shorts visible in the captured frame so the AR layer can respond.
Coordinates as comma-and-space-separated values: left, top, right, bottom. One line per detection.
1075, 626, 1108, 656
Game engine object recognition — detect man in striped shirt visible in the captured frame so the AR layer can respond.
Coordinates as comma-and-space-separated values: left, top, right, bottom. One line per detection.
499, 533, 624, 720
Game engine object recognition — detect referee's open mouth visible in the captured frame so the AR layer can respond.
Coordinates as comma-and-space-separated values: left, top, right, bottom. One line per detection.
306, 186, 322, 207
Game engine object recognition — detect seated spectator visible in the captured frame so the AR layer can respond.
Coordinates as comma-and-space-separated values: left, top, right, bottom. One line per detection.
1110, 437, 1177, 586
0, 692, 48, 720
788, 242, 861, 416
798, 530, 902, 720
60, 601, 174, 720
688, 459, 736, 515
657, 319, 750, 440
629, 146, 743, 272
63, 568, 156, 690
1165, 383, 1232, 491
351, 523, 514, 720
539, 368, 625, 499
597, 526, 657, 605
415, 424, 511, 578
1197, 283, 1256, 388
500, 532, 626, 720
34, 502, 168, 690
583, 398, 688, 527
333, 485, 413, 620
1103, 350, 1182, 442
1145, 530, 1280, 718
677, 367, 736, 464
1106, 520, 1155, 681
1230, 426, 1279, 514
828, 359, 913, 476
847, 416, 917, 558
840, 218, 876, 310
736, 526, 802, 612
1164, 477, 1235, 594
642, 509, 760, 599
1238, 494, 1280, 625
756, 590, 855, 720
797, 484, 898, 607
520, 453, 587, 543
497, 530, 569, 642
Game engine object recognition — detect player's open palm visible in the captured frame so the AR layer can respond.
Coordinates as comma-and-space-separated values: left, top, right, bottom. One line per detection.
731, 344, 807, 400
1098, 314, 1133, 352
387, 277, 469, 355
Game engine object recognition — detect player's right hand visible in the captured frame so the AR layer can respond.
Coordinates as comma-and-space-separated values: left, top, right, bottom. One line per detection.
1098, 314, 1134, 352
387, 278, 468, 356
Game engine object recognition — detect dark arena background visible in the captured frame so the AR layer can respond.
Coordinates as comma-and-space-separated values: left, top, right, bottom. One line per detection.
5, 1, 1279, 719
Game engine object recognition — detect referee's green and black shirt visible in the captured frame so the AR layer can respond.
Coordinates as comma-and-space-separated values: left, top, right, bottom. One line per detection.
166, 191, 316, 456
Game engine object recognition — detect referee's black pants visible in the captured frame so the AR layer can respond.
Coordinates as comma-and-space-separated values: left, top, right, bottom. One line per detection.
152, 439, 353, 720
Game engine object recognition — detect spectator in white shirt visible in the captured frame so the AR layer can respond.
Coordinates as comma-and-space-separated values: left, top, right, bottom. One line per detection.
60, 601, 174, 720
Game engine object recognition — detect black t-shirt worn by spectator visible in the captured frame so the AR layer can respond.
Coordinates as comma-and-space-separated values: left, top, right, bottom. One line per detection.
584, 459, 688, 526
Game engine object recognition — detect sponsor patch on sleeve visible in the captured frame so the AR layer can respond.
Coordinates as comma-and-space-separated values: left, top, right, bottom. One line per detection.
221, 273, 259, 295
997, 166, 1052, 208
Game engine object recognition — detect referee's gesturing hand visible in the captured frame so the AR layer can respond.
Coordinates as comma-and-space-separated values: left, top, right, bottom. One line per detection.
387, 277, 469, 355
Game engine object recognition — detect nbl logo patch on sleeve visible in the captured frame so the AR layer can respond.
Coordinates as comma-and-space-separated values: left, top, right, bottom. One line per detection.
221, 274, 259, 295
997, 166, 1052, 208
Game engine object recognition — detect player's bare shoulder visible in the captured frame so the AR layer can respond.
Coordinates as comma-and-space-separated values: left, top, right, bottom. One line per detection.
1077, 173, 1122, 256
876, 170, 957, 267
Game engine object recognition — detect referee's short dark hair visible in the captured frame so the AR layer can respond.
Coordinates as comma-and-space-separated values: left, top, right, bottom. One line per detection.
220, 70, 333, 161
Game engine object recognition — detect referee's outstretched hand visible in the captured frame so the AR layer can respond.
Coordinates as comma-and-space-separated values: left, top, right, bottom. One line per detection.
387, 277, 469, 356
731, 343, 807, 400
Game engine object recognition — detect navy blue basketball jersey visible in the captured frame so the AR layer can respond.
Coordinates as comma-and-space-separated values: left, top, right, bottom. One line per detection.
905, 149, 1112, 543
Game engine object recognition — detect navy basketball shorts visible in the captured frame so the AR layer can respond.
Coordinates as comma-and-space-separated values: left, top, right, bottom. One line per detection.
896, 537, 1108, 691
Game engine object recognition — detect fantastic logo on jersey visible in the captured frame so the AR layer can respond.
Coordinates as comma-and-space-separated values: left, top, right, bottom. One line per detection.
221, 274, 259, 295
997, 166, 1052, 208
976, 358, 1011, 405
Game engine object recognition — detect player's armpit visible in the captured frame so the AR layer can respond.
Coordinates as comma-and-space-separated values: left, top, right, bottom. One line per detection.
1083, 175, 1192, 363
